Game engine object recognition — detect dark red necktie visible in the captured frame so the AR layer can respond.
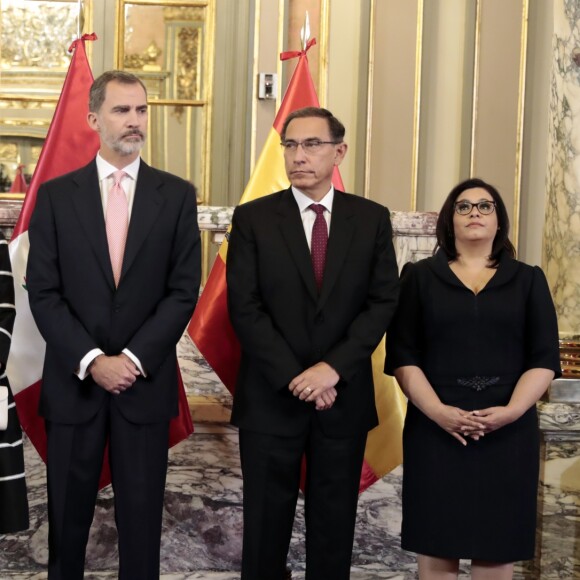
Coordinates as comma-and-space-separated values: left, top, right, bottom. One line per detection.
309, 204, 328, 291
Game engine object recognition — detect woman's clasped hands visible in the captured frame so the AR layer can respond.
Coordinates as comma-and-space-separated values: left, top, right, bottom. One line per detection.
433, 404, 519, 445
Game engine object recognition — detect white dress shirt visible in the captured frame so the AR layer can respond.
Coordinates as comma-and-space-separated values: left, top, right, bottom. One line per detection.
291, 185, 334, 248
77, 154, 145, 380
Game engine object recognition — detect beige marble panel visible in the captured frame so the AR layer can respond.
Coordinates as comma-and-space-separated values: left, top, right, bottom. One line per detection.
544, 0, 580, 335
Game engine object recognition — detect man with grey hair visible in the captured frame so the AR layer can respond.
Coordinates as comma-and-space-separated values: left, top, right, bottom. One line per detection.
27, 70, 201, 580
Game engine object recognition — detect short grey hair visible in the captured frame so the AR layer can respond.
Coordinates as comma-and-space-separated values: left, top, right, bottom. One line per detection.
89, 70, 147, 113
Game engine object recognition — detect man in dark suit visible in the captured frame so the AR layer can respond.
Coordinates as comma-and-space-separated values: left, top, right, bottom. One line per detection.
226, 107, 400, 579
26, 70, 201, 580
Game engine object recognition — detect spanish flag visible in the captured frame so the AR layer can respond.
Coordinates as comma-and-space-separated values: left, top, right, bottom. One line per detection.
188, 40, 405, 491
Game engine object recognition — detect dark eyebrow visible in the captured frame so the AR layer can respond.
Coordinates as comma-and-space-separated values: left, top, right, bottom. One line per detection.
284, 137, 325, 143
110, 105, 148, 113
456, 198, 493, 203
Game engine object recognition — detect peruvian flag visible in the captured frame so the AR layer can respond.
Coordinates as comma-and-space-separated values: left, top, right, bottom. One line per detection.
8, 34, 193, 486
9, 165, 28, 194
188, 40, 405, 492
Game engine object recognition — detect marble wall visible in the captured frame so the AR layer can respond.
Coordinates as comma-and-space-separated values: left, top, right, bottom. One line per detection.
544, 0, 580, 336
540, 1, 580, 577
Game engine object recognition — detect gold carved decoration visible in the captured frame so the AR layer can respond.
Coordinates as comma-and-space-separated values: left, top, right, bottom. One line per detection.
0, 143, 19, 161
176, 27, 200, 101
124, 41, 163, 71
163, 7, 205, 21
0, 100, 51, 110
0, 3, 77, 69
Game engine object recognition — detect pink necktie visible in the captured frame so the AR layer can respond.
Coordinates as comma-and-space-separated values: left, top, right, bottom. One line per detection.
309, 204, 328, 291
106, 170, 129, 286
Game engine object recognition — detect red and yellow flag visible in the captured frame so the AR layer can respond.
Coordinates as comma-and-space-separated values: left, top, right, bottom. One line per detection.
9, 35, 193, 487
188, 40, 405, 491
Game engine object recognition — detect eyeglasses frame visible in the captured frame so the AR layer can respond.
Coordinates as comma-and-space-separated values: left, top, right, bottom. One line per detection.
280, 139, 341, 154
453, 200, 497, 215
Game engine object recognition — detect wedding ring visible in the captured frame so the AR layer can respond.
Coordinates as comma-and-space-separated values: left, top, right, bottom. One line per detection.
305, 387, 312, 394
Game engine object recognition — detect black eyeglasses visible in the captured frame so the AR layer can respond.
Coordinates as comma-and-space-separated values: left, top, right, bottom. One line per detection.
280, 139, 340, 153
454, 200, 496, 215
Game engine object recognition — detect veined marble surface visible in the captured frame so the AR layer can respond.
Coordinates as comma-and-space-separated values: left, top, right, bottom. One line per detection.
536, 399, 580, 579
544, 0, 580, 334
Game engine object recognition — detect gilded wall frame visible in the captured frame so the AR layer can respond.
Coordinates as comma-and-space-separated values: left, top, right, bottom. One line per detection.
115, 0, 215, 204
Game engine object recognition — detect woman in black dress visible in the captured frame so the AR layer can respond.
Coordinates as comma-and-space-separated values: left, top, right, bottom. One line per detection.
0, 231, 29, 534
386, 178, 560, 579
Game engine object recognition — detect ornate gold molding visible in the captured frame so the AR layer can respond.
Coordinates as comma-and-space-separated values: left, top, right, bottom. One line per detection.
175, 26, 201, 101
0, 3, 78, 70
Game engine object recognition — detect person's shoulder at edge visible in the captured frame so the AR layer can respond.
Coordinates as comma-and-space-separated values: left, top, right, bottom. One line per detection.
495, 250, 544, 279
406, 252, 439, 272
338, 190, 391, 213
36, 159, 95, 192
140, 162, 195, 190
233, 189, 288, 214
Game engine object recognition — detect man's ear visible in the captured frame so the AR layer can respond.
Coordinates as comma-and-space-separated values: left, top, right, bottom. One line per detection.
334, 142, 348, 166
87, 111, 99, 132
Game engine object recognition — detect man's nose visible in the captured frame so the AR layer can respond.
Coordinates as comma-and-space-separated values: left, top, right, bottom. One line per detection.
126, 109, 140, 126
293, 145, 307, 162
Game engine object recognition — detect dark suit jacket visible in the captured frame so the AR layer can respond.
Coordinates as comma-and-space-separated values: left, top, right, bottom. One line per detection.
226, 188, 399, 438
27, 159, 201, 425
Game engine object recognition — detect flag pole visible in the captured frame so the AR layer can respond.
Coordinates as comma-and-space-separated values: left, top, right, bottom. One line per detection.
77, 0, 83, 39
301, 11, 311, 51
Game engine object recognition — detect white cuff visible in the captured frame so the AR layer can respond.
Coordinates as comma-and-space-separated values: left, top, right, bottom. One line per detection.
77, 349, 104, 380
122, 349, 147, 377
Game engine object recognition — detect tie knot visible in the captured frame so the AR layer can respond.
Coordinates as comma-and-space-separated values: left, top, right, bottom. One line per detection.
309, 204, 325, 216
111, 170, 127, 187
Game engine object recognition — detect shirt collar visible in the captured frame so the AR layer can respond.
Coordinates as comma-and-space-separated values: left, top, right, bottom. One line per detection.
96, 153, 141, 182
291, 185, 334, 214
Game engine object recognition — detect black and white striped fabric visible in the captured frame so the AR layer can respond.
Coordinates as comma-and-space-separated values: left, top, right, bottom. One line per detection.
0, 233, 29, 534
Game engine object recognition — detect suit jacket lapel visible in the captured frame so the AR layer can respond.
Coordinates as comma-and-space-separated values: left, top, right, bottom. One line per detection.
318, 190, 353, 309
278, 189, 319, 303
70, 160, 115, 287
121, 161, 165, 280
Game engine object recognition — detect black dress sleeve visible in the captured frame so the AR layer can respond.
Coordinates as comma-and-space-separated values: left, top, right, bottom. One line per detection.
524, 266, 561, 378
385, 261, 423, 375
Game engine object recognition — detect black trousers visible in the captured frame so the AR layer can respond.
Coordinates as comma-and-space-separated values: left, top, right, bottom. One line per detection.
45, 399, 170, 580
239, 423, 367, 580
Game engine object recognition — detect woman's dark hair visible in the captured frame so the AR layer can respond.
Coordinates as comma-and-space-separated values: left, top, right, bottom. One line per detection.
435, 177, 516, 266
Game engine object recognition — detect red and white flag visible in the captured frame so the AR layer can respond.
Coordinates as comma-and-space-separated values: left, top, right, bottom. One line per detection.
188, 40, 405, 492
9, 165, 28, 194
8, 35, 193, 485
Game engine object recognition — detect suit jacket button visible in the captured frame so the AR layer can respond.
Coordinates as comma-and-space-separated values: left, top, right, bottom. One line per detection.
113, 305, 120, 313
315, 314, 324, 325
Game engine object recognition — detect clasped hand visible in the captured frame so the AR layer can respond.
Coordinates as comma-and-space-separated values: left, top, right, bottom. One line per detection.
289, 362, 340, 411
434, 404, 517, 445
89, 353, 140, 395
